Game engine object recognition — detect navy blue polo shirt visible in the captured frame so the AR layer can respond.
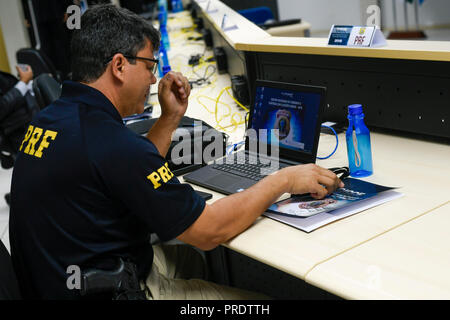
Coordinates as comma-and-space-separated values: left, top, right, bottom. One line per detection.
9, 81, 205, 299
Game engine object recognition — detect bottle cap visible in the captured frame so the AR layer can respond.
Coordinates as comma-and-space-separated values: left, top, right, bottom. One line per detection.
348, 104, 363, 115
162, 65, 171, 75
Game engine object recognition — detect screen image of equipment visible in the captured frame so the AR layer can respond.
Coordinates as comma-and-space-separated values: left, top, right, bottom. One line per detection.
251, 85, 321, 153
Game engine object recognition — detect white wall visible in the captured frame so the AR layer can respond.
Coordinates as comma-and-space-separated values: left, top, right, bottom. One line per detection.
0, 0, 30, 71
277, 0, 369, 33
381, 0, 450, 30
277, 0, 450, 33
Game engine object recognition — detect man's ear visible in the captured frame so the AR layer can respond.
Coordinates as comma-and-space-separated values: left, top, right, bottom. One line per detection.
110, 53, 127, 82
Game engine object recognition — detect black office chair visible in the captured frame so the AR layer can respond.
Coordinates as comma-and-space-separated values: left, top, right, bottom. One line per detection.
0, 73, 60, 170
0, 74, 61, 169
0, 240, 21, 300
32, 73, 62, 110
238, 7, 302, 29
0, 69, 40, 173
16, 48, 63, 83
1, 74, 61, 205
0, 106, 35, 170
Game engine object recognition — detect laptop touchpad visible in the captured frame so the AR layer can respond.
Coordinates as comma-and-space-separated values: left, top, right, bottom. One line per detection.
205, 174, 242, 188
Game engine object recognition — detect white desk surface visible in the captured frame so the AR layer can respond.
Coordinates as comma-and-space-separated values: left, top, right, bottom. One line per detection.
181, 132, 450, 282
306, 202, 450, 299
193, 0, 270, 49
169, 9, 450, 298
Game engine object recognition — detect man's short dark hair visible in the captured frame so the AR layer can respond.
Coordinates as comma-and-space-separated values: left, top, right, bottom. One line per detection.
70, 4, 160, 83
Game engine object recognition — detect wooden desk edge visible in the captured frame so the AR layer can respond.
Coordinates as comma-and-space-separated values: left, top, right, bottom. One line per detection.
235, 40, 450, 62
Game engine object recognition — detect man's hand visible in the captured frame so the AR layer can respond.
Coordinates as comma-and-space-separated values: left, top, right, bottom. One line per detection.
177, 163, 345, 250
148, 71, 191, 157
281, 164, 344, 199
158, 71, 191, 121
16, 65, 33, 84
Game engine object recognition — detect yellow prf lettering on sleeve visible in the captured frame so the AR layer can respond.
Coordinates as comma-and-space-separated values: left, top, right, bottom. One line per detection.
147, 171, 162, 189
147, 163, 174, 189
157, 165, 172, 183
164, 162, 174, 178
19, 125, 34, 151
34, 130, 58, 158
24, 126, 43, 155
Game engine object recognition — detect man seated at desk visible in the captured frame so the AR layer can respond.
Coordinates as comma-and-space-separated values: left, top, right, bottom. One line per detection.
9, 4, 343, 300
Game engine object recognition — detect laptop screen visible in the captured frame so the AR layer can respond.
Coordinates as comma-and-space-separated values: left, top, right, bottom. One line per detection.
249, 81, 325, 161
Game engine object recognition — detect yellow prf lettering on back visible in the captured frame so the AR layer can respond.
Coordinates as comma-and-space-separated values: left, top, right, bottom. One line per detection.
19, 125, 34, 151
34, 130, 58, 158
24, 127, 43, 155
147, 171, 162, 189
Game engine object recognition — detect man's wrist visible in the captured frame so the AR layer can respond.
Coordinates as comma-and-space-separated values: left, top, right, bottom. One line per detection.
274, 168, 292, 194
158, 112, 183, 128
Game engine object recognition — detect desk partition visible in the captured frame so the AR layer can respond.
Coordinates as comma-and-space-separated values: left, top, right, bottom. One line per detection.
193, 0, 450, 139
242, 42, 450, 139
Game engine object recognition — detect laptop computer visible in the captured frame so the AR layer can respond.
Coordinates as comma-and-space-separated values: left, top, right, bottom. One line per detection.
184, 79, 326, 195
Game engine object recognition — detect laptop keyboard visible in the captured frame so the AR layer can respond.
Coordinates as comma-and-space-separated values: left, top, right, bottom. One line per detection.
211, 159, 277, 181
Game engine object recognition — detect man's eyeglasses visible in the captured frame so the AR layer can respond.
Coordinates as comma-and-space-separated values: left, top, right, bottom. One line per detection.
104, 55, 159, 74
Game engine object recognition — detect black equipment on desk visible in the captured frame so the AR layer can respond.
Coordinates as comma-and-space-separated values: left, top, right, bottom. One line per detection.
202, 28, 214, 48
231, 75, 250, 106
194, 17, 204, 31
190, 7, 198, 19
213, 47, 228, 74
126, 116, 227, 176
195, 190, 213, 201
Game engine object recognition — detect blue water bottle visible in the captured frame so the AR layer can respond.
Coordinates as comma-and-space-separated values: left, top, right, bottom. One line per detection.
158, 41, 171, 77
158, 0, 168, 12
160, 24, 170, 51
172, 0, 183, 12
178, 0, 184, 12
345, 104, 373, 177
158, 4, 168, 26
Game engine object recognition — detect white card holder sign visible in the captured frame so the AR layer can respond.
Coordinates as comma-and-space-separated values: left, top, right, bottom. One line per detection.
221, 14, 238, 32
205, 0, 218, 14
328, 25, 387, 48
196, 0, 208, 8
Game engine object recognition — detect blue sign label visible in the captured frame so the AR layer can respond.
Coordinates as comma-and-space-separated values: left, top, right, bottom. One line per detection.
328, 25, 353, 46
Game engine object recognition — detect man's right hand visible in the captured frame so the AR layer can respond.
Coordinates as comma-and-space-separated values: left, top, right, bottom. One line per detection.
16, 65, 33, 84
177, 163, 345, 251
281, 164, 344, 199
157, 71, 190, 121
148, 71, 191, 157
